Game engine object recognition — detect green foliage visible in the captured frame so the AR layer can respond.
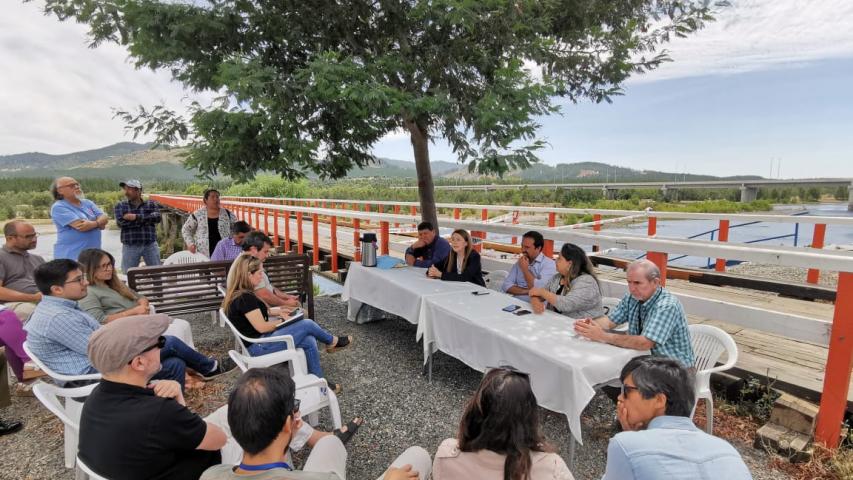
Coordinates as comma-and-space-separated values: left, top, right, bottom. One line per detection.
733, 375, 780, 423
41, 0, 718, 226
224, 176, 310, 198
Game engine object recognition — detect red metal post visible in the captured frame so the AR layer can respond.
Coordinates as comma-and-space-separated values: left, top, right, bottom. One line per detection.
312, 213, 319, 266
353, 219, 361, 262
380, 221, 390, 255
807, 224, 827, 284
296, 212, 304, 254
363, 204, 370, 225
815, 272, 853, 448
592, 213, 602, 252
410, 206, 417, 228
543, 212, 556, 258
453, 208, 460, 220
262, 208, 270, 234
394, 205, 401, 228
646, 217, 667, 286
330, 216, 338, 273
715, 219, 730, 272
283, 209, 291, 252
273, 210, 280, 248
511, 210, 519, 245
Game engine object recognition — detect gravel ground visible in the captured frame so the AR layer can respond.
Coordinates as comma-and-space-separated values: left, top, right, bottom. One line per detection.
0, 296, 790, 480
728, 263, 839, 288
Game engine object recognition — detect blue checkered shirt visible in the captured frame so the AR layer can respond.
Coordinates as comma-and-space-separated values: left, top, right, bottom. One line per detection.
210, 237, 244, 261
610, 287, 694, 367
24, 295, 101, 376
114, 199, 162, 246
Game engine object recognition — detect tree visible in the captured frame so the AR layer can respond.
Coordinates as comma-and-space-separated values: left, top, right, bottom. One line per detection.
42, 0, 719, 228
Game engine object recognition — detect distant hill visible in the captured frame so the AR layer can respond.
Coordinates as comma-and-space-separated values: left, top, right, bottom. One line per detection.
0, 142, 764, 184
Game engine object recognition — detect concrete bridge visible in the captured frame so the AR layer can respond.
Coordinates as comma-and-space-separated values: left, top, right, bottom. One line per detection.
399, 178, 853, 209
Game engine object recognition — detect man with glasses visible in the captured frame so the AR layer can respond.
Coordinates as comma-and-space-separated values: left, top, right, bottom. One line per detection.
50, 177, 109, 260
210, 221, 252, 261
79, 314, 230, 480
574, 259, 693, 367
24, 259, 231, 388
115, 179, 163, 272
0, 220, 45, 322
602, 356, 750, 479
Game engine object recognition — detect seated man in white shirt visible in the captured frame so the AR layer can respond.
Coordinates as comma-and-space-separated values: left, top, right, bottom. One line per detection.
500, 231, 556, 302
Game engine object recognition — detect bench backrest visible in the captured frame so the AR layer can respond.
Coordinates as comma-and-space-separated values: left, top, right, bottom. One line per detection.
127, 254, 315, 319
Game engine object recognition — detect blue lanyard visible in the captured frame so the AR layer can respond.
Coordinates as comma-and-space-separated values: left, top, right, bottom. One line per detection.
238, 462, 291, 471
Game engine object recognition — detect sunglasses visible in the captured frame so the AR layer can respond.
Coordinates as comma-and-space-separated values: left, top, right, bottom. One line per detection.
129, 336, 166, 364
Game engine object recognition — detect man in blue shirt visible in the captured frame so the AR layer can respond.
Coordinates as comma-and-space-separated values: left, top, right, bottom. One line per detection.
114, 179, 163, 272
500, 230, 557, 302
404, 222, 451, 269
210, 221, 252, 261
574, 259, 694, 367
25, 259, 232, 388
603, 355, 751, 479
50, 177, 109, 261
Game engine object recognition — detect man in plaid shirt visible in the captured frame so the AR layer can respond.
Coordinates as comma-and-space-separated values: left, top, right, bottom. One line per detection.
574, 259, 694, 367
114, 179, 162, 272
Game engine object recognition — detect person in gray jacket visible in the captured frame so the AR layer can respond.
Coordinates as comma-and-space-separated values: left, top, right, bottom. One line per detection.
528, 243, 605, 319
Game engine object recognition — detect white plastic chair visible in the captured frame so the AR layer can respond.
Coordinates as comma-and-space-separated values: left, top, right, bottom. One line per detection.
228, 350, 342, 430
484, 270, 508, 292
23, 342, 102, 385
219, 309, 308, 376
32, 382, 98, 469
689, 324, 739, 434
163, 250, 209, 265
76, 456, 109, 480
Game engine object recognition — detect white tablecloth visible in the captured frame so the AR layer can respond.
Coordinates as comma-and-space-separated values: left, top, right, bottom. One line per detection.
341, 263, 478, 324
417, 289, 646, 444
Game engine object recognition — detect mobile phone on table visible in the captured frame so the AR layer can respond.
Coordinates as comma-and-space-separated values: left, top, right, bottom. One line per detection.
514, 309, 532, 316
472, 291, 490, 296
502, 304, 521, 312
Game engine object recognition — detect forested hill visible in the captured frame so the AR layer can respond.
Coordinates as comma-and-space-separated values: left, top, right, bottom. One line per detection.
0, 142, 762, 183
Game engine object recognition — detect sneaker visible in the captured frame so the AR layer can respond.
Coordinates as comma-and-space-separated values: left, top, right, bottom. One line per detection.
0, 418, 23, 436
200, 357, 238, 381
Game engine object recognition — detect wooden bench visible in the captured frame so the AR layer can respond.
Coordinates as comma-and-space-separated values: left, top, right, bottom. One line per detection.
127, 253, 315, 320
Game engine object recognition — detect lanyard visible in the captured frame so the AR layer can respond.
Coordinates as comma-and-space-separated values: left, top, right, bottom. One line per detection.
238, 462, 292, 471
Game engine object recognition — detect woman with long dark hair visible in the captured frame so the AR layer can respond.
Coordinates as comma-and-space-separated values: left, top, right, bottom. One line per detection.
433, 367, 574, 479
77, 248, 196, 347
528, 243, 604, 319
427, 229, 485, 287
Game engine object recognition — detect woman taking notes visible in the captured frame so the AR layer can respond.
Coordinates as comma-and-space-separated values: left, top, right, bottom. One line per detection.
222, 254, 351, 392
427, 229, 485, 287
528, 243, 605, 319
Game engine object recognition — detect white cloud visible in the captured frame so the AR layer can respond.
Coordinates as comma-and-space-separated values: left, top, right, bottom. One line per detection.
635, 0, 853, 82
0, 1, 210, 155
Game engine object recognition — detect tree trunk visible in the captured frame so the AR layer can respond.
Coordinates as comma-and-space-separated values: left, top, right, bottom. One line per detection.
406, 119, 439, 229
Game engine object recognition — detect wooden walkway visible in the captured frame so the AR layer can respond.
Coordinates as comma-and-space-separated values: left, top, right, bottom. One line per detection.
251, 212, 847, 405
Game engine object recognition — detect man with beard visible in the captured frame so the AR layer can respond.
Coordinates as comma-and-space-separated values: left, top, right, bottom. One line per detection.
50, 177, 108, 261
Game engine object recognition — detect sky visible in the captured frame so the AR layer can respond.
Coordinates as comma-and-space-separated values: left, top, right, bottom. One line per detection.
2, 0, 853, 178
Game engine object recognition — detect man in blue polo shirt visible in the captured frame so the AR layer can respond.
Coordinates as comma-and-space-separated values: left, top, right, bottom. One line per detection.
50, 177, 108, 261
574, 259, 693, 367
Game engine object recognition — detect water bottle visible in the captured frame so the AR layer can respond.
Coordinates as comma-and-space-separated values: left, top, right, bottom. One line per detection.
361, 233, 377, 267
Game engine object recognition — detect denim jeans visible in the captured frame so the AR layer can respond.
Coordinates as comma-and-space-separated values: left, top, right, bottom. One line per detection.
122, 242, 161, 272
154, 335, 216, 390
247, 319, 334, 378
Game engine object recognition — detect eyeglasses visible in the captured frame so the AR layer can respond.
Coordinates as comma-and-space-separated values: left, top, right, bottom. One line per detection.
13, 233, 38, 239
64, 275, 86, 285
620, 384, 640, 398
58, 182, 80, 189
98, 262, 114, 270
129, 336, 166, 364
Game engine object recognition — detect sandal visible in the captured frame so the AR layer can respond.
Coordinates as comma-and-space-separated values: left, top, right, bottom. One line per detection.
326, 335, 353, 353
333, 417, 363, 444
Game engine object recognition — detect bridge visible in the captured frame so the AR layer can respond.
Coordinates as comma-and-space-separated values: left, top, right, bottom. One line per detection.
152, 193, 853, 448
397, 178, 853, 207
